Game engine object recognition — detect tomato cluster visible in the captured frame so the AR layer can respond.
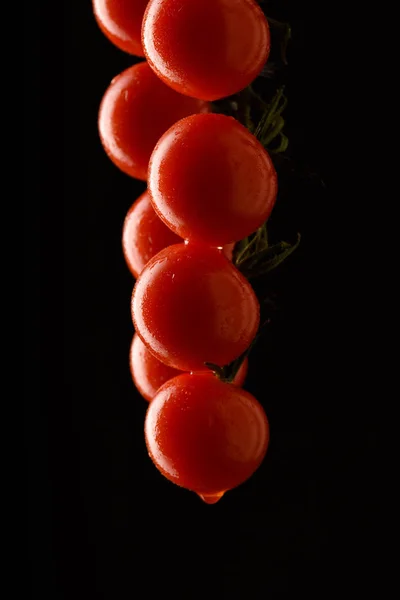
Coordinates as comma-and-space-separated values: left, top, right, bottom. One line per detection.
94, 0, 275, 503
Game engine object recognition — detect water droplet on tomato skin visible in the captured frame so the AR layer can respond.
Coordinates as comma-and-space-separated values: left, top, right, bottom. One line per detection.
197, 491, 225, 505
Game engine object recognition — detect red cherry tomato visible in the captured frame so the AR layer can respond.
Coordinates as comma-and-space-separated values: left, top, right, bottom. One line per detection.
122, 190, 182, 278
130, 333, 248, 401
149, 113, 277, 246
92, 0, 149, 56
131, 243, 260, 371
98, 62, 210, 181
142, 0, 270, 101
130, 333, 181, 401
123, 191, 235, 278
145, 373, 269, 502
223, 243, 235, 262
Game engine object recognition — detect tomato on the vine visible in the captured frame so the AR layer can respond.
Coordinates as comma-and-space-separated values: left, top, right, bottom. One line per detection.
123, 190, 182, 278
92, 0, 149, 56
145, 373, 269, 502
98, 62, 210, 181
130, 334, 180, 401
130, 333, 248, 401
149, 113, 278, 246
142, 0, 270, 101
123, 191, 235, 278
131, 243, 259, 372
222, 243, 235, 262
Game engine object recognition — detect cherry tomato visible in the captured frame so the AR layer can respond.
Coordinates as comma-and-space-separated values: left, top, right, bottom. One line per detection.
130, 333, 248, 401
142, 0, 270, 101
123, 191, 235, 278
149, 113, 278, 246
223, 243, 235, 262
92, 0, 149, 56
131, 242, 260, 371
122, 190, 182, 278
145, 373, 269, 502
130, 333, 181, 401
98, 62, 210, 181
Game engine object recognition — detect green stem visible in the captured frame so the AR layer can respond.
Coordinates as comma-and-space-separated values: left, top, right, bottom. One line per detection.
235, 232, 260, 265
242, 235, 301, 280
254, 86, 288, 151
269, 133, 289, 154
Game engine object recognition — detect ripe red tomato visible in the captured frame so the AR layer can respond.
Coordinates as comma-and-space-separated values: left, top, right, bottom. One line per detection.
98, 62, 210, 181
131, 242, 260, 371
142, 0, 270, 101
92, 0, 149, 56
123, 190, 182, 278
223, 243, 235, 262
145, 373, 269, 502
130, 333, 181, 401
123, 191, 235, 278
149, 113, 278, 246
130, 333, 248, 401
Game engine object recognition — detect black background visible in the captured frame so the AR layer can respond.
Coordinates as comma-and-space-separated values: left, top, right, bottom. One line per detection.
27, 1, 379, 597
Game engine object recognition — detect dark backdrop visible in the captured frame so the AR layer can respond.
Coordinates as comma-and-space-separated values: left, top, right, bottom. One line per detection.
27, 1, 379, 597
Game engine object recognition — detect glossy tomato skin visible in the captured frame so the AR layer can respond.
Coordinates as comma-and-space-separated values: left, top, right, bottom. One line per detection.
92, 0, 149, 56
130, 334, 181, 401
142, 0, 270, 101
122, 191, 234, 278
149, 113, 278, 246
130, 333, 248, 401
145, 373, 269, 497
131, 242, 260, 372
98, 62, 210, 181
223, 243, 235, 262
122, 190, 182, 278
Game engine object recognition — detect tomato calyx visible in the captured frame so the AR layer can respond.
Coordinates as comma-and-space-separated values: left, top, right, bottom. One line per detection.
213, 84, 289, 156
253, 86, 288, 153
234, 229, 301, 281
205, 353, 249, 386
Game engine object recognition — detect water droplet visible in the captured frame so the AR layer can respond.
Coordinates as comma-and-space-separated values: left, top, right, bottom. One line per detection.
197, 491, 224, 505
